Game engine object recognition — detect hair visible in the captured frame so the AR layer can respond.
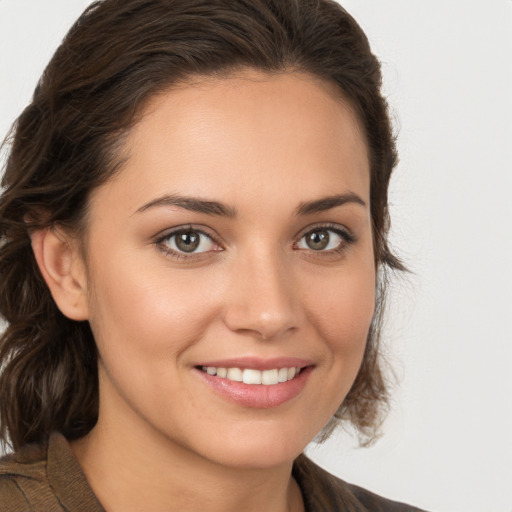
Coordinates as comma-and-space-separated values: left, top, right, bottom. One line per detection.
0, 0, 404, 452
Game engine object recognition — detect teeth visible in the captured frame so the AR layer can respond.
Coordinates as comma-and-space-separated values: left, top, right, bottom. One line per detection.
243, 369, 261, 385
262, 369, 279, 385
226, 367, 243, 382
278, 367, 288, 382
201, 366, 301, 385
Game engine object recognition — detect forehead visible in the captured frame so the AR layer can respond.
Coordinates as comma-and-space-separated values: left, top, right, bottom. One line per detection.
90, 70, 370, 215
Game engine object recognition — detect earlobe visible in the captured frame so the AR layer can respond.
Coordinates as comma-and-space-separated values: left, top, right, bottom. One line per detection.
31, 228, 90, 321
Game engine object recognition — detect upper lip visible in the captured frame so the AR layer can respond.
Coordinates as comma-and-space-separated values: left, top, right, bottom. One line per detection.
195, 357, 313, 371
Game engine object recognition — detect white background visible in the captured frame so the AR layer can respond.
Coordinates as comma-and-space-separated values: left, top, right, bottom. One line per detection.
1, 1, 511, 511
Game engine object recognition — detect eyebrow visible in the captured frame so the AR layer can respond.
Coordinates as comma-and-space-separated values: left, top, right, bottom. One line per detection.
295, 192, 366, 215
135, 191, 366, 218
135, 194, 238, 218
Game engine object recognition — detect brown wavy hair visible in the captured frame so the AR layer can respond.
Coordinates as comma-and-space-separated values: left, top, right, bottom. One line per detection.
0, 0, 404, 452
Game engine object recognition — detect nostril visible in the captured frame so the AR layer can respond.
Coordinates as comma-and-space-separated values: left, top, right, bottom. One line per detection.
222, 264, 299, 339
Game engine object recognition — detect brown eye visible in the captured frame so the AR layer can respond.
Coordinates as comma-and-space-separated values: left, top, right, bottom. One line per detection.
296, 227, 349, 252
160, 228, 218, 255
305, 229, 330, 250
175, 230, 200, 252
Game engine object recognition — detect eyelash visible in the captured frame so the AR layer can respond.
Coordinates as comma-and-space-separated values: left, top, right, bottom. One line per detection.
295, 223, 356, 255
155, 225, 222, 261
154, 223, 356, 261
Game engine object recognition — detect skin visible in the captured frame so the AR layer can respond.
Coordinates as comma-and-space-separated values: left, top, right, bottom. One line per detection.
35, 70, 375, 511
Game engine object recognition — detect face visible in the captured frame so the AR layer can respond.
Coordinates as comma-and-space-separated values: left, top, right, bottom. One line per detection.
79, 70, 375, 469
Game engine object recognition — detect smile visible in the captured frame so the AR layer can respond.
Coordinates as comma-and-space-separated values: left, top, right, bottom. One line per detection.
196, 362, 313, 408
200, 366, 301, 385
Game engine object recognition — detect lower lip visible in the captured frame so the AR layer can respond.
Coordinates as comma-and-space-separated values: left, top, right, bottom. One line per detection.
195, 366, 313, 408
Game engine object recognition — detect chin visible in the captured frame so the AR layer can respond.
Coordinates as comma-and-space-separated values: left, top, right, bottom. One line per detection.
211, 446, 300, 470
194, 422, 316, 470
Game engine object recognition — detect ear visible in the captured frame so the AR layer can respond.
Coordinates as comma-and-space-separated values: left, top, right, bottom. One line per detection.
31, 228, 89, 321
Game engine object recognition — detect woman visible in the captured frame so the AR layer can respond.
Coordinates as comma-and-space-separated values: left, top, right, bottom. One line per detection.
0, 0, 424, 510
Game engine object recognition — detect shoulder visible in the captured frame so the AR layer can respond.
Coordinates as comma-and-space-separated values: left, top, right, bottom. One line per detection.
0, 435, 67, 511
0, 440, 49, 510
345, 481, 427, 512
293, 454, 428, 512
1, 433, 103, 512
0, 476, 30, 510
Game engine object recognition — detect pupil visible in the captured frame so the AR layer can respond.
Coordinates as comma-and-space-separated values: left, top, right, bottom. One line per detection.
176, 231, 200, 252
307, 230, 329, 250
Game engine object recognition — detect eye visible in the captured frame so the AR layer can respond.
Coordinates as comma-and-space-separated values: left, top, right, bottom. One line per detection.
295, 226, 353, 252
158, 228, 220, 255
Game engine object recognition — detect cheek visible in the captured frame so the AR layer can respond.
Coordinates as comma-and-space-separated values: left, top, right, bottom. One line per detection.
85, 254, 222, 362
302, 262, 376, 358
297, 261, 376, 431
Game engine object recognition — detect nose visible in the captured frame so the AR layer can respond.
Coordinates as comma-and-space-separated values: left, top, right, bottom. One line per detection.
222, 250, 299, 340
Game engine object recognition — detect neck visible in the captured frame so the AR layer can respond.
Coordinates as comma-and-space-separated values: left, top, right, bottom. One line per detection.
70, 416, 304, 512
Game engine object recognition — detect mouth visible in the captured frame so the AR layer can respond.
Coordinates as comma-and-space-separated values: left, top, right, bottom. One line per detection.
194, 360, 313, 408
198, 365, 302, 385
